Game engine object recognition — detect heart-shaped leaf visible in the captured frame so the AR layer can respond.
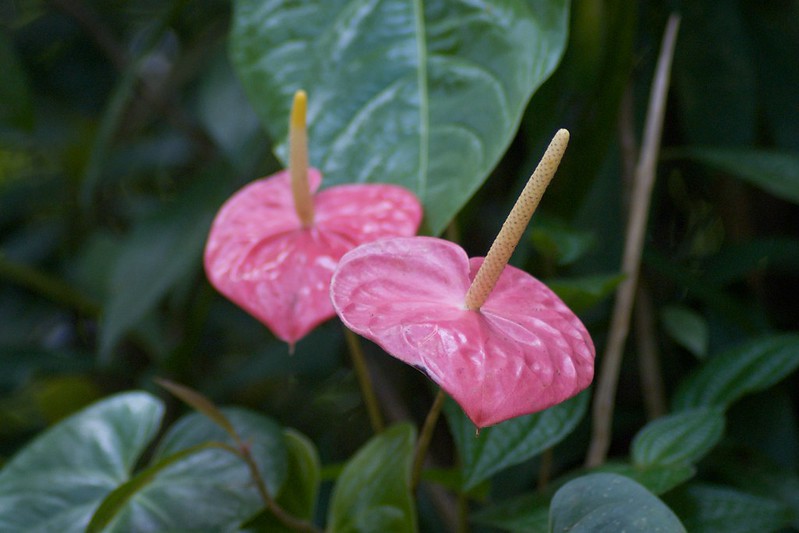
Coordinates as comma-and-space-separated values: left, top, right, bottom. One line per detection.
328, 423, 417, 533
331, 236, 594, 428
90, 407, 289, 532
550, 473, 686, 532
0, 392, 163, 532
230, 0, 570, 234
445, 390, 588, 490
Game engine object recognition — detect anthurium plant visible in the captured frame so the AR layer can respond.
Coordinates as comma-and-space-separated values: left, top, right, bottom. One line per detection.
2, 2, 799, 533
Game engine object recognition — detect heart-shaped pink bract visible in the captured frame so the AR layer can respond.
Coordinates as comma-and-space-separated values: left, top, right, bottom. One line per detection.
204, 168, 422, 346
330, 236, 595, 428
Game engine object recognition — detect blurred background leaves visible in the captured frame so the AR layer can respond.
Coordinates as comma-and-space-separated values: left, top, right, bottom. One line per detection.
1, 0, 798, 530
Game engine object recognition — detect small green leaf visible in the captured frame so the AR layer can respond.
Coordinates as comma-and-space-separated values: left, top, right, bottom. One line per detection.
446, 390, 588, 491
632, 408, 725, 468
229, 0, 570, 235
0, 392, 164, 532
530, 222, 595, 265
328, 423, 417, 533
547, 274, 624, 313
471, 491, 550, 533
666, 484, 792, 533
246, 428, 321, 531
661, 305, 709, 359
673, 334, 799, 411
679, 148, 799, 205
549, 473, 686, 532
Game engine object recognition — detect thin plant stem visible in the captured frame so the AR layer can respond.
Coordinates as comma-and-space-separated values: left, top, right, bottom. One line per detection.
634, 283, 667, 419
537, 448, 554, 491
343, 327, 385, 433
0, 253, 100, 316
411, 388, 446, 492
586, 14, 680, 467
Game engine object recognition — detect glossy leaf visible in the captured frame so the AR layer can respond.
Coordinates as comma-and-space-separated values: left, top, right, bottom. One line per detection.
666, 484, 792, 533
229, 0, 570, 234
598, 462, 696, 496
0, 392, 164, 532
328, 423, 416, 533
91, 407, 288, 532
680, 148, 799, 205
673, 334, 799, 411
205, 169, 422, 345
550, 473, 686, 532
445, 390, 588, 490
331, 237, 594, 428
632, 408, 725, 468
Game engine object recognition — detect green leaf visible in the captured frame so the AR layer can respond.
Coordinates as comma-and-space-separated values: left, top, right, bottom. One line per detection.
530, 221, 595, 265
666, 484, 792, 533
155, 378, 239, 440
92, 407, 288, 532
598, 463, 696, 496
673, 334, 799, 411
245, 428, 321, 531
446, 390, 588, 491
679, 148, 799, 205
661, 305, 709, 359
328, 423, 417, 533
99, 173, 223, 360
632, 408, 725, 468
549, 473, 686, 532
547, 274, 624, 313
0, 32, 33, 131
229, 0, 570, 235
673, 0, 756, 146
0, 392, 164, 533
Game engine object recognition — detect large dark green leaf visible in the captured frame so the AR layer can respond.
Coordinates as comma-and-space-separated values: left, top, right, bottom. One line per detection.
632, 408, 725, 468
666, 484, 792, 533
90, 407, 288, 532
328, 423, 417, 533
230, 0, 570, 234
98, 171, 225, 360
0, 392, 163, 532
549, 473, 686, 532
673, 334, 799, 411
678, 148, 799, 205
446, 390, 588, 490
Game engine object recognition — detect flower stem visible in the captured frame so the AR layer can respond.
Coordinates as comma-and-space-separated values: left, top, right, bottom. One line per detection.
290, 90, 314, 227
411, 387, 446, 492
465, 129, 569, 310
344, 327, 385, 433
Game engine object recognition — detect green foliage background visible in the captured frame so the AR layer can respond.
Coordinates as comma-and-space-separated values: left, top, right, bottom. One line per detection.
1, 0, 798, 531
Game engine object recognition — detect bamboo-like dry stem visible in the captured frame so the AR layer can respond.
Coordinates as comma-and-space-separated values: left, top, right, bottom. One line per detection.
585, 14, 680, 467
290, 90, 314, 227
464, 129, 569, 310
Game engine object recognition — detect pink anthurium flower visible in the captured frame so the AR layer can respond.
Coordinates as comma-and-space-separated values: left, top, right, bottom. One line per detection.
331, 130, 594, 427
204, 91, 422, 347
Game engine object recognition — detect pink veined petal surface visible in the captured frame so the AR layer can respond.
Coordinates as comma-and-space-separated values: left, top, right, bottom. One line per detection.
205, 168, 422, 345
331, 236, 595, 428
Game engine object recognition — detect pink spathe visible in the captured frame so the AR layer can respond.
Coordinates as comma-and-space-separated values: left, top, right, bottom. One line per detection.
330, 236, 595, 428
205, 168, 422, 345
